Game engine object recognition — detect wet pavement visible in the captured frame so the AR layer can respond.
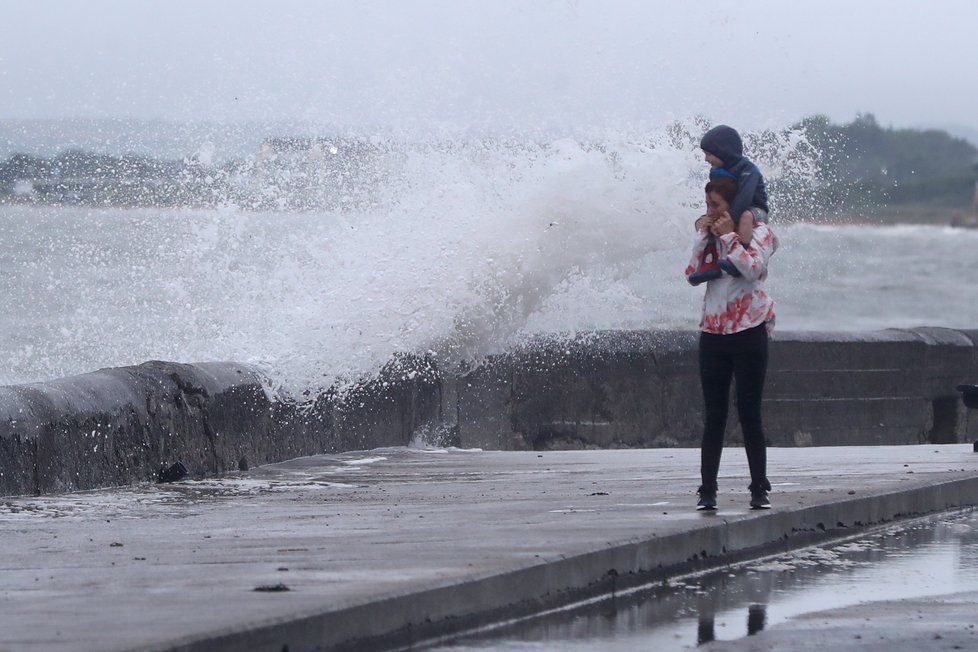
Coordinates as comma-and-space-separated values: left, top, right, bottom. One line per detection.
425, 509, 978, 650
3, 444, 978, 651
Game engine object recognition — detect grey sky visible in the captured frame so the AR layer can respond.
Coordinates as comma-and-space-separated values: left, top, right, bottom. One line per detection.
1, 0, 976, 136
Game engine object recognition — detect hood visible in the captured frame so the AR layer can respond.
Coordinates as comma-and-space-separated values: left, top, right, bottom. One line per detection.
700, 125, 743, 167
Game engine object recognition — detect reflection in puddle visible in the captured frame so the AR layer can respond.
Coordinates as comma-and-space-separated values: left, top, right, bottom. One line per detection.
421, 509, 978, 651
697, 603, 766, 645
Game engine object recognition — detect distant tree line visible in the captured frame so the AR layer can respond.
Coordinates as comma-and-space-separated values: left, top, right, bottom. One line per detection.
781, 113, 978, 218
1, 118, 976, 219
0, 149, 226, 207
0, 138, 392, 211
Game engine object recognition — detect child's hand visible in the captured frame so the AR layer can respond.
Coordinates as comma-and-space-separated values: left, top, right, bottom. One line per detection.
711, 211, 735, 236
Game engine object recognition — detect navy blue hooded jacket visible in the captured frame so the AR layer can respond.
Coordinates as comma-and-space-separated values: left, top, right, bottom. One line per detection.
700, 125, 769, 224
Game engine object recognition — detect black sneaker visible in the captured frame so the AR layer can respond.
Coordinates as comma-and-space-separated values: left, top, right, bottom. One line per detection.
697, 489, 717, 511
750, 488, 771, 510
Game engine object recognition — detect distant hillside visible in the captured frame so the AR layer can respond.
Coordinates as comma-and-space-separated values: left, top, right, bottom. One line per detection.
934, 123, 978, 150
780, 114, 978, 220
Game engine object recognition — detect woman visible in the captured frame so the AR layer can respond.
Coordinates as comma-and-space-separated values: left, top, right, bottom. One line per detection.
685, 176, 778, 510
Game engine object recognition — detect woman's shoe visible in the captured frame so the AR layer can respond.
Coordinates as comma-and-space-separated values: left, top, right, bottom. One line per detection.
749, 488, 771, 509
697, 489, 717, 510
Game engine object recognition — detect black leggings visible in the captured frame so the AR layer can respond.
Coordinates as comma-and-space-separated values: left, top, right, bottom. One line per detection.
699, 323, 770, 492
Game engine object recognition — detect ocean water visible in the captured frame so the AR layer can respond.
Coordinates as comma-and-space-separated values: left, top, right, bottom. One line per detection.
0, 134, 973, 395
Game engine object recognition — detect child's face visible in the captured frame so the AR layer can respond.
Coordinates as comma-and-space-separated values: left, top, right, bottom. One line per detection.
703, 150, 723, 168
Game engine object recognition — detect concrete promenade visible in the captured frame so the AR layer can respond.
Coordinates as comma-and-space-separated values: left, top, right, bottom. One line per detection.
3, 444, 978, 651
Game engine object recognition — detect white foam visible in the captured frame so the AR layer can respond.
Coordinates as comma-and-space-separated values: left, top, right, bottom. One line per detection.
0, 123, 825, 393
341, 456, 387, 466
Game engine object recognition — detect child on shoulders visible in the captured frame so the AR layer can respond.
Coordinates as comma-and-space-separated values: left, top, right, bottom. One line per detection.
691, 125, 769, 281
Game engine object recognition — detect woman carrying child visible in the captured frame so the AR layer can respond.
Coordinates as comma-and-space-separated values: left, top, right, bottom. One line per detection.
685, 176, 778, 510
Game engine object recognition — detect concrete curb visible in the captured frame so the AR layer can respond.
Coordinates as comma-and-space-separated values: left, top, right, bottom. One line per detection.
146, 475, 978, 652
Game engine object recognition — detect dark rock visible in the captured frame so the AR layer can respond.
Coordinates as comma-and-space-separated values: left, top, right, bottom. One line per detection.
157, 462, 188, 484
958, 384, 978, 409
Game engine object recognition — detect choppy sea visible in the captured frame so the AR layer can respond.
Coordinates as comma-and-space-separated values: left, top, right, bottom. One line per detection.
2, 202, 972, 394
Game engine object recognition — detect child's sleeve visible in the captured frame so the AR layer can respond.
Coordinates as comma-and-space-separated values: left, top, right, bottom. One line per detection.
729, 166, 761, 226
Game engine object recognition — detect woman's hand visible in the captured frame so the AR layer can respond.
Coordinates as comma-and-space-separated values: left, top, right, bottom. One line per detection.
711, 211, 735, 236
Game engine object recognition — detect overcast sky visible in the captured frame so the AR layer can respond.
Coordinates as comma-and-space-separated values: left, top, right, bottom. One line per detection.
1, 0, 976, 138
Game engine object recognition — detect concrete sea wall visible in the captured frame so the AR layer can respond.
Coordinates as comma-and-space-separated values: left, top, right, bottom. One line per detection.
1, 328, 977, 497
0, 357, 442, 497
457, 327, 978, 450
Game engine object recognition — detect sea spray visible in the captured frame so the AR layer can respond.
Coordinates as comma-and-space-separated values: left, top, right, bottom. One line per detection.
0, 122, 820, 397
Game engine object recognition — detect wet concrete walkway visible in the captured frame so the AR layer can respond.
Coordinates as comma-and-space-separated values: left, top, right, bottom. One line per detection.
3, 444, 978, 651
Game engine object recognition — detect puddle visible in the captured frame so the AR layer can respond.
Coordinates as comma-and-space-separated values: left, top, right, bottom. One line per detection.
418, 509, 978, 650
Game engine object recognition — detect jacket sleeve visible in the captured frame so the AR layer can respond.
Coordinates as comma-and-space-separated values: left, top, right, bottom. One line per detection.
728, 163, 761, 225
684, 229, 712, 283
717, 223, 777, 281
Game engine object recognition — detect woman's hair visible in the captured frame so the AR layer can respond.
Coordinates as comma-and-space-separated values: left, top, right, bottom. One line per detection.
705, 177, 738, 206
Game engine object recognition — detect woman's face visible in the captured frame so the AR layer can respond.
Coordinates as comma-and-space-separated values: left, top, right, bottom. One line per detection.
705, 191, 730, 219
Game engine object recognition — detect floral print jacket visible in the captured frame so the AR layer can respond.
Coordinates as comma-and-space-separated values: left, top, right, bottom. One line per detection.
685, 222, 778, 335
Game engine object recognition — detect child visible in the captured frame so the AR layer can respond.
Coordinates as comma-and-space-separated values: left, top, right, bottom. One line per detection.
698, 125, 769, 278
